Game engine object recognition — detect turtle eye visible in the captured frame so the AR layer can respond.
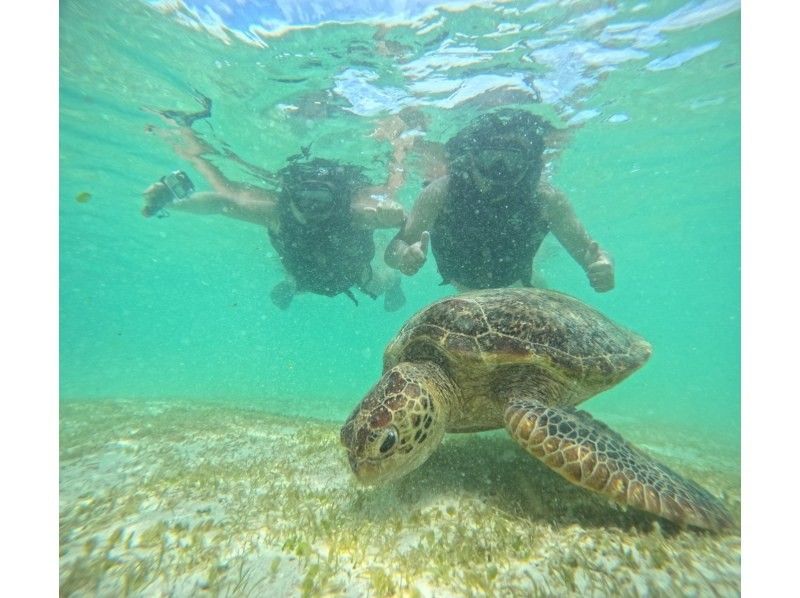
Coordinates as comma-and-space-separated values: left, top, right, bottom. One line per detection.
379, 429, 397, 454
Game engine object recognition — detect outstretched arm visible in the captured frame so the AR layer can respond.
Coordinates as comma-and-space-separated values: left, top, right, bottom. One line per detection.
371, 108, 429, 197
539, 182, 615, 292
173, 126, 271, 200
384, 175, 447, 275
144, 123, 278, 226
142, 182, 277, 227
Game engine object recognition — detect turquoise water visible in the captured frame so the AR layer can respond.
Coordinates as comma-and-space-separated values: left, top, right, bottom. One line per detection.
59, 0, 740, 593
60, 0, 739, 439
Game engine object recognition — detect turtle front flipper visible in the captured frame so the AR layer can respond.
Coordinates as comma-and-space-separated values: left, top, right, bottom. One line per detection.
504, 398, 733, 531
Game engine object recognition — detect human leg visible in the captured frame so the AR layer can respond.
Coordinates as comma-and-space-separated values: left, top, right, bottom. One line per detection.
270, 277, 297, 310
361, 264, 406, 312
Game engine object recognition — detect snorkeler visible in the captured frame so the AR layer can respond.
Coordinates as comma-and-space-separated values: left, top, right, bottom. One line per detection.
142, 92, 408, 311
384, 109, 615, 293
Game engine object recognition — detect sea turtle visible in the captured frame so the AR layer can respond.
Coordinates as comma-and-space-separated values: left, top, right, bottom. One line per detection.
340, 288, 732, 531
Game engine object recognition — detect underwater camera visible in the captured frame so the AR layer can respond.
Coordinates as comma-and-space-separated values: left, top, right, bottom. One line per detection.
161, 170, 195, 201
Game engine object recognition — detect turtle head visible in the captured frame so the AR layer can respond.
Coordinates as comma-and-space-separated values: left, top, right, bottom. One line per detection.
340, 362, 453, 484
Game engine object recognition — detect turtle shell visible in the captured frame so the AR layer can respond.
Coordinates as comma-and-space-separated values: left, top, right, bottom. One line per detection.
383, 288, 651, 407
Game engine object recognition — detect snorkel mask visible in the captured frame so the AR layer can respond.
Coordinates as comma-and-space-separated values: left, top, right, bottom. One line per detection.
289, 179, 337, 222
473, 143, 531, 185
279, 158, 368, 225
446, 109, 550, 191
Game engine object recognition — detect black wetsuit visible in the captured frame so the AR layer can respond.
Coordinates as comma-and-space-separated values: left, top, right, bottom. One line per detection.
268, 199, 376, 302
431, 182, 548, 289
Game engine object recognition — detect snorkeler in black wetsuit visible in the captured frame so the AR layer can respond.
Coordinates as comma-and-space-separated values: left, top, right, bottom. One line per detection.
142, 93, 408, 310
267, 159, 382, 306
385, 109, 615, 294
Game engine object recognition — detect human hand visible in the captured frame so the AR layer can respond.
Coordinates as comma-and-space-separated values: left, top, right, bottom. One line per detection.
399, 231, 430, 276
363, 200, 405, 228
141, 181, 173, 218
371, 115, 405, 141
584, 241, 615, 292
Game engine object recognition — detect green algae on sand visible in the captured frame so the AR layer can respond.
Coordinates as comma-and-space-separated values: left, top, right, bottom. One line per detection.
60, 399, 740, 597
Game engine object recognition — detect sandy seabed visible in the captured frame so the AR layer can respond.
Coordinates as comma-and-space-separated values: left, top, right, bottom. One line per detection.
60, 399, 740, 597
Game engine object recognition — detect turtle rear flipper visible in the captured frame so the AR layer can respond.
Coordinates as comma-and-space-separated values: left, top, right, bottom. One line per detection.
504, 397, 733, 531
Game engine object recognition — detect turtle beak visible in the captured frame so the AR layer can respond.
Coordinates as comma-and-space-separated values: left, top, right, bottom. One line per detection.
351, 460, 375, 482
341, 427, 363, 476
348, 458, 394, 485
340, 420, 376, 481
347, 452, 358, 472
340, 420, 354, 448
345, 452, 376, 483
